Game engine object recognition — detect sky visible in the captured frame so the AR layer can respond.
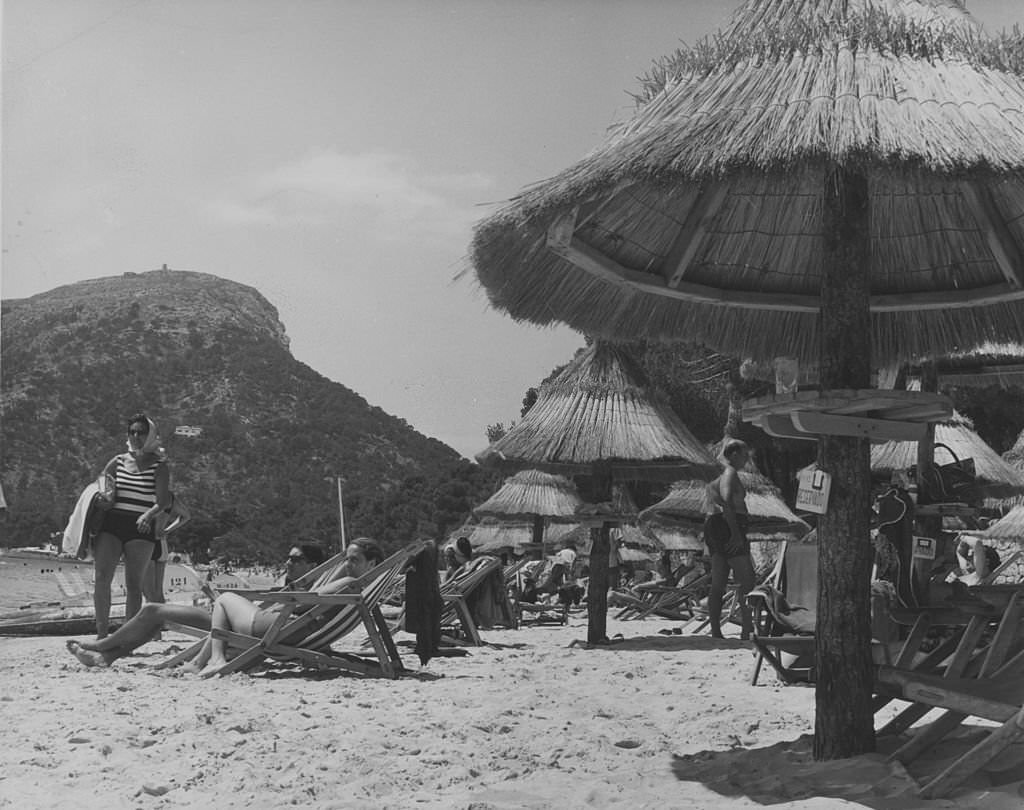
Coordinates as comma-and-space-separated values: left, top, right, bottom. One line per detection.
3, 1, 1022, 460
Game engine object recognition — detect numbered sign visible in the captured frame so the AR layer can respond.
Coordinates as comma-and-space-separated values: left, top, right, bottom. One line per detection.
796, 467, 832, 515
912, 536, 937, 561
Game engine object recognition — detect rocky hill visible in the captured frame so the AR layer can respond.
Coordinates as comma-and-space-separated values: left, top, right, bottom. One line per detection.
0, 270, 498, 561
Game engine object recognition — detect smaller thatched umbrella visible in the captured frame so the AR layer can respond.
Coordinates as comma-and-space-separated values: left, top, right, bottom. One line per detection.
639, 470, 810, 542
871, 411, 1024, 503
451, 518, 576, 556
473, 469, 583, 522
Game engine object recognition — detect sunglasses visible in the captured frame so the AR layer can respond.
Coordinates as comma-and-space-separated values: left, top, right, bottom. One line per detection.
286, 556, 306, 564
129, 429, 148, 436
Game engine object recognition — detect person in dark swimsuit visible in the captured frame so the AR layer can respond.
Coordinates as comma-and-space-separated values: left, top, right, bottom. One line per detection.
704, 438, 756, 640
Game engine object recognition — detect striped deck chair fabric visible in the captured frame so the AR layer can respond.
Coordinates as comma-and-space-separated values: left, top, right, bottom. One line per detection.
159, 540, 429, 678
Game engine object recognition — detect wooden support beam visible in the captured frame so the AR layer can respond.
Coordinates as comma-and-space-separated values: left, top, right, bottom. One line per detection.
549, 202, 1024, 312
962, 181, 1024, 290
663, 184, 729, 288
791, 411, 928, 441
755, 414, 818, 440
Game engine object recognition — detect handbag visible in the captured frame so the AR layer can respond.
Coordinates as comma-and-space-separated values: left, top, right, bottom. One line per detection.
916, 443, 979, 506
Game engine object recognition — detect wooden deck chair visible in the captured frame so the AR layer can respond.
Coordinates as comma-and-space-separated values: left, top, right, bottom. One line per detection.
874, 590, 1024, 798
158, 541, 428, 678
746, 541, 818, 684
439, 555, 508, 645
614, 579, 705, 621
515, 595, 570, 626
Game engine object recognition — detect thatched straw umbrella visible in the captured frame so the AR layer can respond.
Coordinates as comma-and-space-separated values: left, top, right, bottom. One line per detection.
872, 411, 1024, 503
451, 518, 576, 556
468, 0, 1024, 762
472, 469, 584, 554
477, 343, 719, 480
476, 341, 720, 644
639, 471, 810, 541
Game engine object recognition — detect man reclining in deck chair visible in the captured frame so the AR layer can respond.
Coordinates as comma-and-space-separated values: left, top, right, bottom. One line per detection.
67, 539, 382, 674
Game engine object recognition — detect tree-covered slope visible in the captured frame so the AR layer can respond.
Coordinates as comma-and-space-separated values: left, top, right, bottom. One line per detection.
1, 270, 498, 560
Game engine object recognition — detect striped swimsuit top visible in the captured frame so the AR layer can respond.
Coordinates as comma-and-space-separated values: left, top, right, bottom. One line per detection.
111, 455, 162, 515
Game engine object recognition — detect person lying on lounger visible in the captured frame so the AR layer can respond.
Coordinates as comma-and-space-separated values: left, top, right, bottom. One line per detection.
65, 541, 378, 672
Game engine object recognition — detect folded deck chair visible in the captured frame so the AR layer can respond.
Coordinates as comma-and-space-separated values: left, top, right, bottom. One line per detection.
747, 540, 818, 685
439, 555, 510, 645
874, 590, 1024, 798
615, 572, 709, 621
158, 541, 429, 678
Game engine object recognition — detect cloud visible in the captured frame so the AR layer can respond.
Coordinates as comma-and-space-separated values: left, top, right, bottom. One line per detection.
202, 150, 492, 243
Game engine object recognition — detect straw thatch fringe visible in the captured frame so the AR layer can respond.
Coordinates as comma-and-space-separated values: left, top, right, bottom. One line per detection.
452, 519, 577, 555
639, 473, 810, 540
473, 469, 583, 520
977, 503, 1024, 540
476, 343, 720, 474
870, 410, 1024, 499
468, 0, 1024, 365
471, 166, 1024, 366
639, 4, 1024, 106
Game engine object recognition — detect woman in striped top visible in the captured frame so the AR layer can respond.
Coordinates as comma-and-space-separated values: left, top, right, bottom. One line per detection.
93, 413, 171, 638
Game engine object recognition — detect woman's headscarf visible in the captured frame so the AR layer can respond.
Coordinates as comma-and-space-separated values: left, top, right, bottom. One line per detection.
127, 416, 167, 461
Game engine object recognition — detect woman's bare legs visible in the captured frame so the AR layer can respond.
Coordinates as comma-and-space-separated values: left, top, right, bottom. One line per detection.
197, 592, 263, 677
92, 532, 122, 639
122, 539, 154, 622
67, 602, 211, 667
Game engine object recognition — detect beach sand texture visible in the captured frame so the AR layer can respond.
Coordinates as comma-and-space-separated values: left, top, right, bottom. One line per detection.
2, 615, 1023, 809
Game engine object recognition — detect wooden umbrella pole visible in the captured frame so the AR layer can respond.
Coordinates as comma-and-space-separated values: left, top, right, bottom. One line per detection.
813, 162, 876, 759
587, 465, 613, 644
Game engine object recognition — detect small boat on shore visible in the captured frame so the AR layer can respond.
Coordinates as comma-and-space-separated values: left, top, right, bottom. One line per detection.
0, 546, 273, 636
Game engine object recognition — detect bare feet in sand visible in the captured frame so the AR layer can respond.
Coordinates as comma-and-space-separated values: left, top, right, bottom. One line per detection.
197, 660, 227, 678
66, 640, 112, 668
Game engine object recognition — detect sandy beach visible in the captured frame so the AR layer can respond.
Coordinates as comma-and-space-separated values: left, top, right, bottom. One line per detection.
2, 614, 1022, 810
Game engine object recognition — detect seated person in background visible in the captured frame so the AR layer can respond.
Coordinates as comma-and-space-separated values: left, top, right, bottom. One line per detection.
67, 544, 327, 668
284, 543, 328, 587
443, 536, 474, 583
949, 536, 996, 586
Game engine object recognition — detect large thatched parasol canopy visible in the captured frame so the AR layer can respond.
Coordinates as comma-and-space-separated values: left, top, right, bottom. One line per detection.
469, 0, 1024, 366
871, 411, 1024, 501
473, 469, 584, 522
476, 342, 720, 480
639, 470, 811, 541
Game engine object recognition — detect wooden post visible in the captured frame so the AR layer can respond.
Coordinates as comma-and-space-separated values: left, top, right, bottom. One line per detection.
586, 465, 613, 644
915, 362, 943, 604
814, 162, 876, 759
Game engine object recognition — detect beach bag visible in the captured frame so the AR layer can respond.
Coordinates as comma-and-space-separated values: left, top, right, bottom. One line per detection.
916, 444, 979, 506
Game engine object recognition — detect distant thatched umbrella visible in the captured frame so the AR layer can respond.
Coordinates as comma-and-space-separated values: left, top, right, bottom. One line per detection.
450, 518, 576, 556
560, 522, 661, 557
476, 341, 720, 644
468, 0, 1024, 761
477, 342, 720, 481
871, 411, 1024, 502
640, 471, 810, 541
473, 469, 583, 522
